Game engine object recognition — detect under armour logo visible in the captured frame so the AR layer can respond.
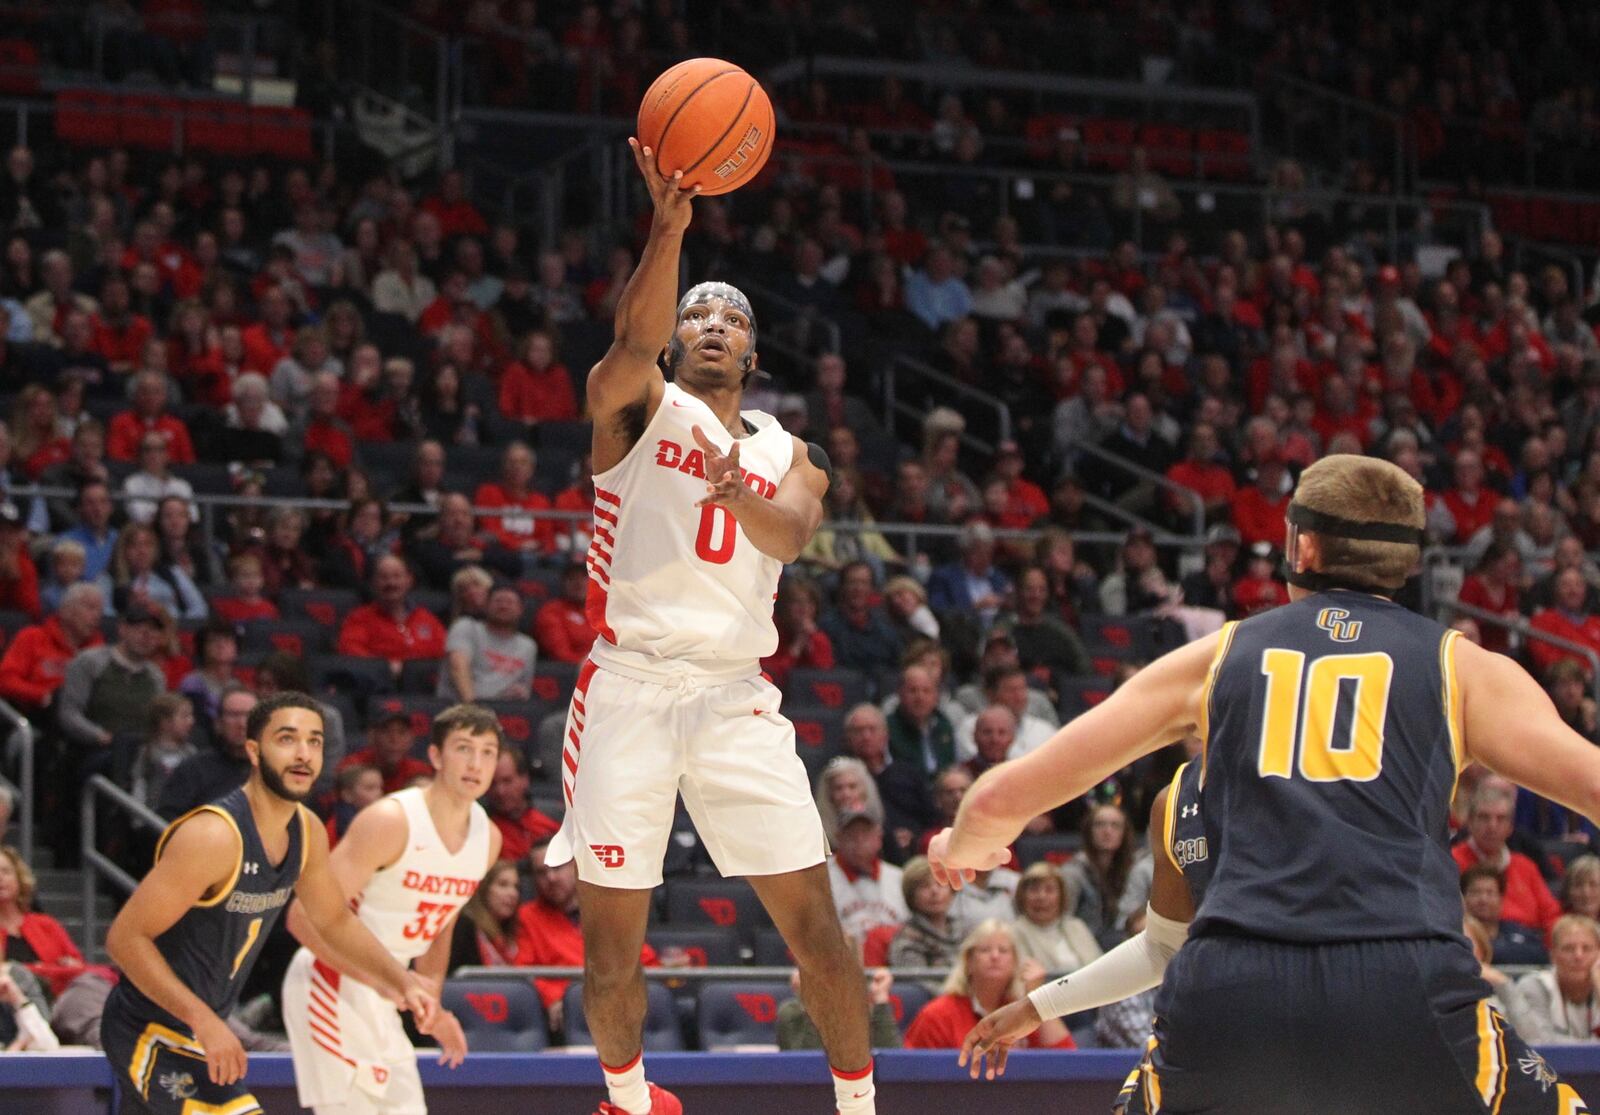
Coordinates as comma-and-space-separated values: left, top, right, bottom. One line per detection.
241, 861, 259, 875
1181, 804, 1199, 819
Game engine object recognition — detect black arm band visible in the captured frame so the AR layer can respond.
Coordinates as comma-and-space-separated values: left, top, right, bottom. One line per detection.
805, 441, 834, 484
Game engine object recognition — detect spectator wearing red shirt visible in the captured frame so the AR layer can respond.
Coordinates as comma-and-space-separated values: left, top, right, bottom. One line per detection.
0, 504, 38, 619
335, 554, 448, 672
1456, 542, 1521, 656
298, 371, 356, 470
498, 330, 579, 428
1233, 542, 1291, 615
878, 190, 927, 266
485, 750, 559, 865
419, 169, 489, 239
120, 219, 202, 299
1309, 376, 1372, 450
534, 560, 597, 663
0, 845, 91, 1000
1165, 421, 1236, 526
902, 919, 1074, 1049
1432, 449, 1497, 545
240, 285, 296, 374
551, 453, 596, 555
337, 345, 400, 442
210, 553, 279, 625
1452, 782, 1561, 934
107, 371, 196, 465
337, 711, 434, 795
1529, 568, 1600, 678
0, 581, 104, 713
475, 442, 554, 555
90, 276, 154, 377
985, 441, 1049, 531
1230, 452, 1292, 547
762, 579, 835, 689
514, 839, 657, 1015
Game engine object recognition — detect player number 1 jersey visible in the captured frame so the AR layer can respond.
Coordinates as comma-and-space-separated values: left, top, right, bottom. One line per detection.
586, 381, 795, 665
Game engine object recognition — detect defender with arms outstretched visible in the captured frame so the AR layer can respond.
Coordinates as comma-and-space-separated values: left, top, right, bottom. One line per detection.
101, 691, 436, 1115
547, 139, 873, 1115
932, 455, 1594, 1114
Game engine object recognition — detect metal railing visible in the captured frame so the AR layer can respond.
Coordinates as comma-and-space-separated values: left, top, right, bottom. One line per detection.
1058, 439, 1205, 540
0, 696, 33, 863
80, 774, 167, 952
1445, 599, 1600, 711
882, 353, 1011, 457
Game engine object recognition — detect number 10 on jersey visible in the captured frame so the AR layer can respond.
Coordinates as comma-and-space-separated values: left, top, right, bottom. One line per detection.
1257, 650, 1395, 782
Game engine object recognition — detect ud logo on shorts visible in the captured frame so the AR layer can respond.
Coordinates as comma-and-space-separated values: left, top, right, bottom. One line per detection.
159, 1071, 196, 1100
1316, 607, 1362, 643
589, 844, 626, 869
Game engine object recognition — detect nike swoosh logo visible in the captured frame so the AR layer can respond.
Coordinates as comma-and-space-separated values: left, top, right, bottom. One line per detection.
671, 399, 695, 408
850, 1092, 869, 1100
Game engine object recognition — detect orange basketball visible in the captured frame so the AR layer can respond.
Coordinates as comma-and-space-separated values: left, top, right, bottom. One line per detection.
637, 57, 774, 196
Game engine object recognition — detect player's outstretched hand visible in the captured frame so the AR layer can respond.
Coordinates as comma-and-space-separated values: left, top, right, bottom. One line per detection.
926, 828, 1010, 890
959, 996, 1043, 1081
691, 425, 747, 510
192, 1010, 247, 1086
420, 1008, 468, 1068
629, 138, 699, 235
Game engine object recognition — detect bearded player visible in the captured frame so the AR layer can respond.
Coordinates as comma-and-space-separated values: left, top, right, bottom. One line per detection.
282, 704, 503, 1115
544, 139, 873, 1115
102, 692, 436, 1115
932, 455, 1593, 1114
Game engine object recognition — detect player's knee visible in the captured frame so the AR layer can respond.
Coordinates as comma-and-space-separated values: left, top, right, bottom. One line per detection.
583, 950, 644, 994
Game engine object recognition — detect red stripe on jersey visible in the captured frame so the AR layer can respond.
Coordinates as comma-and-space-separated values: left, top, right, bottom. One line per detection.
567, 727, 580, 747
588, 563, 611, 586
590, 542, 613, 565
563, 750, 578, 775
309, 1017, 342, 1045
586, 574, 617, 643
312, 1035, 356, 1067
309, 986, 338, 1014
594, 525, 615, 547
312, 959, 342, 990
593, 504, 618, 526
308, 1004, 340, 1033
594, 486, 622, 505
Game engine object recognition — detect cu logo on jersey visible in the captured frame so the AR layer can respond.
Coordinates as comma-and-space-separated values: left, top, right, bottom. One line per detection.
1317, 607, 1362, 643
589, 844, 626, 869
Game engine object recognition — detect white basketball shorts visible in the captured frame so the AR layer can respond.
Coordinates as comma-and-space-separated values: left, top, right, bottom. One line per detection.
546, 650, 828, 889
282, 948, 425, 1115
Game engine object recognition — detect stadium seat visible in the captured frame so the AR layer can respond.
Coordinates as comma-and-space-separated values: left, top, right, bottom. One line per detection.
784, 668, 868, 711
886, 983, 934, 1032
482, 699, 550, 755
281, 588, 360, 628
750, 927, 792, 966
308, 655, 397, 701
530, 709, 566, 781
531, 660, 579, 706
1058, 675, 1112, 722
564, 980, 683, 1051
665, 878, 771, 940
399, 658, 442, 695
785, 704, 846, 753
696, 981, 788, 1049
1015, 832, 1083, 867
238, 617, 330, 657
366, 695, 451, 744
443, 979, 547, 1051
535, 420, 592, 457
645, 926, 740, 968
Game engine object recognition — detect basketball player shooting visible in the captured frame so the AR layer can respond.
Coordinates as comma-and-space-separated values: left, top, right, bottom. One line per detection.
542, 138, 876, 1115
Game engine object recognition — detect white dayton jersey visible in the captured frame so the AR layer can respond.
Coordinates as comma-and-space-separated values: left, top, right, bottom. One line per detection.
586, 379, 795, 664
353, 787, 492, 957
283, 788, 491, 1114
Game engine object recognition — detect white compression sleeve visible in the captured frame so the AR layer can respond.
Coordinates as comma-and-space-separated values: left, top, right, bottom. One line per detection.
12, 1001, 59, 1050
1026, 906, 1190, 1021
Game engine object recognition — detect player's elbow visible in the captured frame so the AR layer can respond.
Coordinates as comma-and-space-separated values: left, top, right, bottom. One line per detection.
285, 899, 312, 946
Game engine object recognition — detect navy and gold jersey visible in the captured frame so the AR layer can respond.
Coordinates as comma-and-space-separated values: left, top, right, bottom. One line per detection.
109, 787, 310, 1029
1161, 759, 1212, 905
1189, 590, 1465, 944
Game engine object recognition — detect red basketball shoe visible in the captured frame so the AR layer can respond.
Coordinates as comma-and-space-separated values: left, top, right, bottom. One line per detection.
594, 1083, 682, 1115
